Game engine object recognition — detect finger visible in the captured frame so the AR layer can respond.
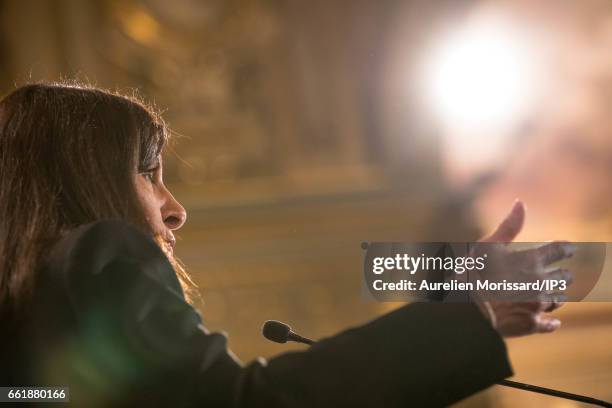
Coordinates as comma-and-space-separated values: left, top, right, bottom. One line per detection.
482, 200, 525, 243
544, 267, 573, 286
534, 315, 561, 333
539, 291, 567, 304
526, 241, 576, 266
541, 300, 564, 312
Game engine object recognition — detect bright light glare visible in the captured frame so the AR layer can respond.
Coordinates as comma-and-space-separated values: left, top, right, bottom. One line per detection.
428, 23, 533, 128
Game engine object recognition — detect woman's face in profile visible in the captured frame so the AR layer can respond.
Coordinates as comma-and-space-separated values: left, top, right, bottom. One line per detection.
134, 156, 187, 256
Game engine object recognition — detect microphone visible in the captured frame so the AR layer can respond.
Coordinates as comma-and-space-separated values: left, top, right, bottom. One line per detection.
262, 319, 611, 407
262, 320, 314, 345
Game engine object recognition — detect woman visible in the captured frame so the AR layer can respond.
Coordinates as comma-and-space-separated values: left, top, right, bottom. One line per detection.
0, 83, 569, 407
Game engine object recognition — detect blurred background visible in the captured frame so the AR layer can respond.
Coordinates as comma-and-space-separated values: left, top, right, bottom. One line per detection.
1, 0, 610, 406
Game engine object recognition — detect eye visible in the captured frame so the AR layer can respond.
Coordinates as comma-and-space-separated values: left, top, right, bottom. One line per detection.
142, 171, 155, 182
140, 165, 160, 184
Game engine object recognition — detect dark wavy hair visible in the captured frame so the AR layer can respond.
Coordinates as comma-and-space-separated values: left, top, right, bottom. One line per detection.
0, 82, 196, 310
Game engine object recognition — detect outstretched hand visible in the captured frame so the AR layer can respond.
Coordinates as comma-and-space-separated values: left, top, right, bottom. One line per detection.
475, 201, 575, 338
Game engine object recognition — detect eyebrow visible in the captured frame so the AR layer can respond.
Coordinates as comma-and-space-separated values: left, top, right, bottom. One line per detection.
139, 157, 160, 172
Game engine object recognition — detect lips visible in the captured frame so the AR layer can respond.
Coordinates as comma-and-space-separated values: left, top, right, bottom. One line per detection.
164, 236, 176, 256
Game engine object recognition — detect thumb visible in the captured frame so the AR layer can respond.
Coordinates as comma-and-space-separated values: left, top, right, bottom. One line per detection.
482, 200, 525, 243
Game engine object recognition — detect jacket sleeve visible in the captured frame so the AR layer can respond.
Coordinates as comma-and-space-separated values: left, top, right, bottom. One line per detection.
53, 220, 512, 407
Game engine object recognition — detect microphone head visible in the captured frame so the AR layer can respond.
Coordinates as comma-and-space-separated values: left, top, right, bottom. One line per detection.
262, 320, 291, 343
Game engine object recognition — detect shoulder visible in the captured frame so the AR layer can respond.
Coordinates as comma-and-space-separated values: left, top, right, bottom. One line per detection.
51, 220, 161, 266
37, 222, 220, 392
45, 220, 183, 297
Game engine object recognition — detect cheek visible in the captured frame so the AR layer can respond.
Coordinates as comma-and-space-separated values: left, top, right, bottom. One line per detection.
134, 177, 164, 227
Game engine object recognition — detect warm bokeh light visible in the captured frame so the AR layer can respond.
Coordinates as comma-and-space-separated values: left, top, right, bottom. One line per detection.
427, 21, 534, 129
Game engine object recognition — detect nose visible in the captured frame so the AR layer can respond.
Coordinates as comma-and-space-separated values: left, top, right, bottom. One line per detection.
161, 189, 187, 230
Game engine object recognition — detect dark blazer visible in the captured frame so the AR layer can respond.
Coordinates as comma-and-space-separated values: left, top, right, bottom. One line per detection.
2, 221, 512, 407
